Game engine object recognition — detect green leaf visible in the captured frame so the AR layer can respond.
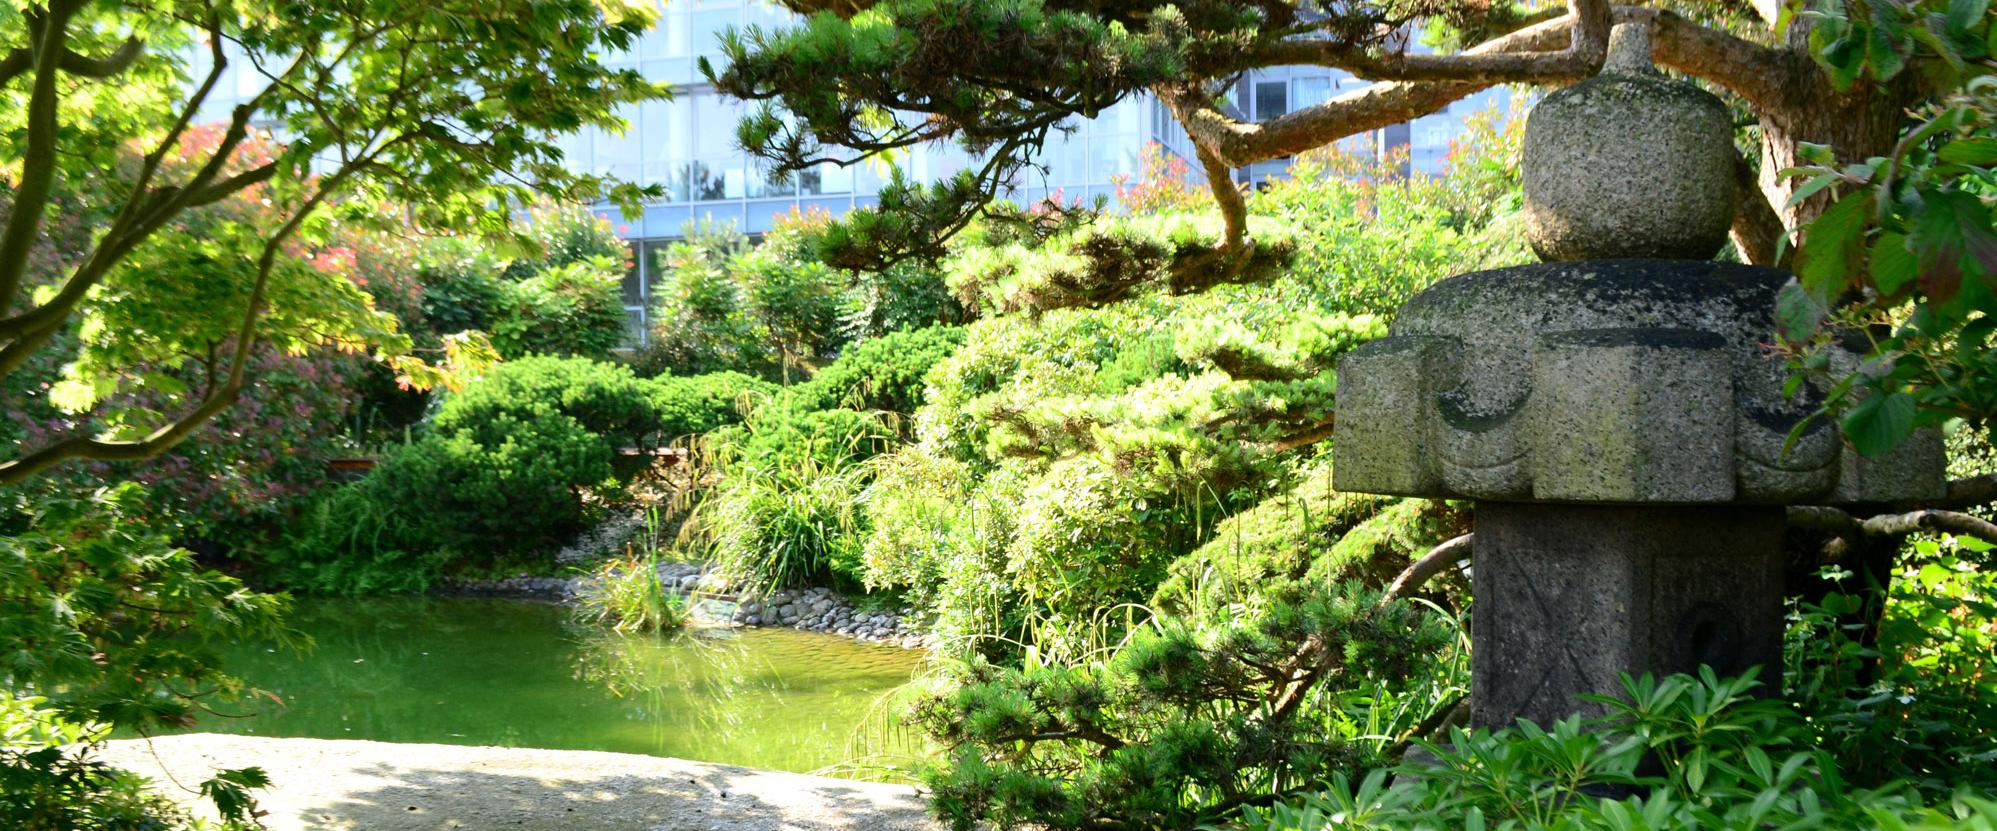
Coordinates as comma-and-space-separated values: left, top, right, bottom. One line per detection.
1818, 35, 1867, 89
1776, 281, 1829, 341
1870, 231, 1919, 295
1842, 390, 1917, 456
1948, 0, 1990, 33
1911, 22, 1966, 73
1938, 137, 1997, 165
1787, 172, 1844, 207
1796, 194, 1873, 299
1867, 26, 1909, 80
1909, 189, 1997, 300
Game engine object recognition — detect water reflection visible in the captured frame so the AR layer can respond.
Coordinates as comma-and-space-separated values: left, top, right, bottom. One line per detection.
167, 597, 923, 775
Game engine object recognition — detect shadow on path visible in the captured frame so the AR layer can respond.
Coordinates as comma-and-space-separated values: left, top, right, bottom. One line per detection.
100, 734, 935, 831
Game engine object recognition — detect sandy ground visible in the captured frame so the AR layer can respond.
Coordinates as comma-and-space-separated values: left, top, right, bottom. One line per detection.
100, 734, 940, 831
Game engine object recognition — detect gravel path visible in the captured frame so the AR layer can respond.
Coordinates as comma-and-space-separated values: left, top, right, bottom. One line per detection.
100, 734, 940, 831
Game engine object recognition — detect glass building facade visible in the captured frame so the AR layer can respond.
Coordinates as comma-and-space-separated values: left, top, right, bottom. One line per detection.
579, 2, 1507, 337
188, 0, 1504, 338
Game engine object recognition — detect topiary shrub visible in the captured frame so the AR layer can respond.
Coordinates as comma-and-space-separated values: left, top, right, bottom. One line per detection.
280, 356, 678, 591
431, 354, 667, 449
798, 325, 966, 414
284, 413, 614, 592
649, 370, 776, 440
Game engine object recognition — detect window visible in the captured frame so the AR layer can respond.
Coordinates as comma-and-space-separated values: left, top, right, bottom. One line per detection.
1254, 80, 1288, 121
620, 240, 646, 306
1293, 77, 1333, 111
595, 104, 644, 183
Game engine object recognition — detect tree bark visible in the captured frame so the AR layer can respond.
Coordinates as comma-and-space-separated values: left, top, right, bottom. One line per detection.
1754, 81, 1924, 229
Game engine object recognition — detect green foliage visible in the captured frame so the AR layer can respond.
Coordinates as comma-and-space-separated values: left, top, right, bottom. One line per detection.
638, 225, 774, 378
1787, 534, 1997, 793
431, 355, 666, 450
415, 236, 513, 339
281, 357, 677, 591
1151, 465, 1467, 620
1780, 75, 1997, 452
798, 325, 966, 414
491, 256, 627, 359
738, 248, 851, 381
1, 692, 268, 831
850, 259, 969, 337
0, 0, 666, 483
0, 484, 296, 730
577, 547, 692, 634
1245, 670, 1997, 831
913, 583, 1455, 831
280, 357, 783, 592
639, 219, 964, 381
856, 141, 1524, 657
649, 371, 777, 440
694, 397, 896, 593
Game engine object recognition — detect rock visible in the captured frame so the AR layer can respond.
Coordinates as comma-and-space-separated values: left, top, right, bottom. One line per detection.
1521, 24, 1737, 262
744, 615, 760, 626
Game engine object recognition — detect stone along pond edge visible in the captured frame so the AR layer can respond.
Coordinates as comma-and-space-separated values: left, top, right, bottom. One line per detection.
435, 560, 937, 651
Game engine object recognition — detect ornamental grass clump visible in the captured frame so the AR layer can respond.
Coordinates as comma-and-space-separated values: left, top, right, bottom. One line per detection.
578, 547, 691, 634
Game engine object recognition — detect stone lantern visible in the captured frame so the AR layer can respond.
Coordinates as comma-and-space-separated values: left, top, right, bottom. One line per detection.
1332, 24, 1946, 730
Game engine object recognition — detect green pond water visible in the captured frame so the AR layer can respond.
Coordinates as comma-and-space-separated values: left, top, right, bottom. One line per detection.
172, 597, 925, 775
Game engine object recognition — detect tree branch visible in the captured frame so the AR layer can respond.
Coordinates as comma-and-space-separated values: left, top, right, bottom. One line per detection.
1194, 143, 1246, 251
1787, 505, 1997, 546
1260, 0, 1611, 85
1168, 6, 1802, 172
57, 36, 144, 77
1730, 151, 1789, 267
0, 1, 84, 312
1383, 533, 1474, 605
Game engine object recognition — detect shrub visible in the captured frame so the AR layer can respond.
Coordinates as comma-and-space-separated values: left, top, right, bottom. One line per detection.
281, 356, 673, 591
736, 248, 851, 381
649, 370, 776, 440
913, 582, 1455, 831
1149, 465, 1467, 620
1244, 670, 1997, 831
432, 355, 665, 449
501, 203, 630, 282
415, 236, 512, 338
491, 256, 627, 359
798, 325, 966, 414
848, 259, 968, 337
1787, 533, 1997, 793
284, 413, 614, 592
638, 226, 770, 378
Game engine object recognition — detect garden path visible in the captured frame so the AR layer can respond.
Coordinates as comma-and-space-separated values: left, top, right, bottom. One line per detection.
101, 734, 938, 831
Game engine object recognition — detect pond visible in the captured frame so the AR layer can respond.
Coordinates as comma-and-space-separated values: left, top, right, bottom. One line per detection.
167, 597, 927, 776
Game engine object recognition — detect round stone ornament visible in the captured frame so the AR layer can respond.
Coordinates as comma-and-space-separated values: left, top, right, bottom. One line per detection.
1522, 24, 1737, 262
